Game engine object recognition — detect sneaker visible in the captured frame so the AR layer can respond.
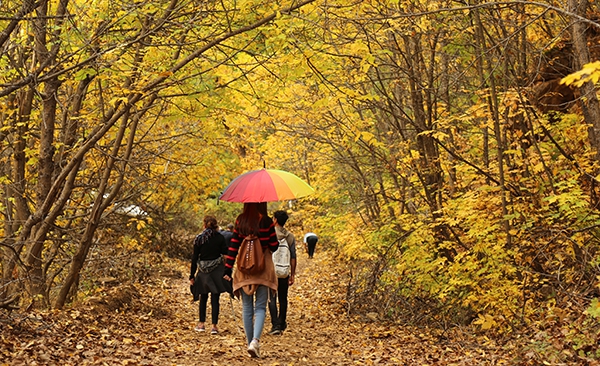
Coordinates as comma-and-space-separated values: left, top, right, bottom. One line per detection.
194, 324, 205, 332
268, 327, 281, 335
247, 339, 260, 358
210, 328, 218, 335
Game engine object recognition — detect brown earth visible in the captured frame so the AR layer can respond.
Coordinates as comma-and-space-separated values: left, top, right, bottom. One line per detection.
1, 253, 596, 365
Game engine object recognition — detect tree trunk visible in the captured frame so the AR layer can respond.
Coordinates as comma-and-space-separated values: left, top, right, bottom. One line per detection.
472, 5, 512, 248
402, 34, 444, 214
569, 0, 600, 160
1, 88, 34, 301
25, 0, 70, 305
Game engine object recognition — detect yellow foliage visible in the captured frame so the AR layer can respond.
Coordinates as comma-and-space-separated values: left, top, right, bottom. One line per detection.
561, 61, 600, 87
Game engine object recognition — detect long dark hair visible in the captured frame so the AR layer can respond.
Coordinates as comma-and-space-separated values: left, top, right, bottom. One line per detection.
236, 202, 268, 236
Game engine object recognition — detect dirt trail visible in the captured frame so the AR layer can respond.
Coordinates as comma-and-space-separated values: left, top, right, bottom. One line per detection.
2, 253, 517, 365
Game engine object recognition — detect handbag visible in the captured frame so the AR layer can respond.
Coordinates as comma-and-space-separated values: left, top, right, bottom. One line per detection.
198, 256, 223, 274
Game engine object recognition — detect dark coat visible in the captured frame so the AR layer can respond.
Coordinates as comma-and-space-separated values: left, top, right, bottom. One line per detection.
190, 231, 233, 299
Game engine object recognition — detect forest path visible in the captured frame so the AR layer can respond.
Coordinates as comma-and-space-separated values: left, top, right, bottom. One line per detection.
3, 252, 517, 365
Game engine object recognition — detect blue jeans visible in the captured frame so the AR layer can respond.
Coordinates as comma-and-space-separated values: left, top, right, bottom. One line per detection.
241, 285, 268, 344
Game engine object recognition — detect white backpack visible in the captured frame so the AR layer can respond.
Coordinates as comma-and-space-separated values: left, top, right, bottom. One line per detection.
273, 237, 291, 278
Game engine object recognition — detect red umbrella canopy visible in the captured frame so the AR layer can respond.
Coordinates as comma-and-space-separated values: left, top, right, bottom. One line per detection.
219, 169, 314, 203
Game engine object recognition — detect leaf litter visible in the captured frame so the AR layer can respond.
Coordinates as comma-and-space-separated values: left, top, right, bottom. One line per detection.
1, 254, 596, 365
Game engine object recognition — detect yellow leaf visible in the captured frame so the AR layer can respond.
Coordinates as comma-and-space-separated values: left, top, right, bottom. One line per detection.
473, 314, 496, 330
561, 61, 600, 86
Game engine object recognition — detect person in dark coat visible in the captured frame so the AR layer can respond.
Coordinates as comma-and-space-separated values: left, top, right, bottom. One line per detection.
304, 232, 318, 259
220, 223, 234, 246
268, 210, 297, 335
189, 215, 232, 334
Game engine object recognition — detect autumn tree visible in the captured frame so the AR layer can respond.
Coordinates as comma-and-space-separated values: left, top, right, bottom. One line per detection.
0, 0, 316, 310
260, 0, 600, 331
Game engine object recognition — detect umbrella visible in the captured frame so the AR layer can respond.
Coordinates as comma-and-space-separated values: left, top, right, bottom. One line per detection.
219, 168, 314, 203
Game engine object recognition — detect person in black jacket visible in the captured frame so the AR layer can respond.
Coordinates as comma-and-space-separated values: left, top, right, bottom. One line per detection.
219, 223, 234, 246
268, 210, 297, 335
189, 215, 232, 334
304, 232, 318, 259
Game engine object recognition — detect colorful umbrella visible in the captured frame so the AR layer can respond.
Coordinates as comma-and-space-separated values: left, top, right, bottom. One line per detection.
219, 169, 314, 203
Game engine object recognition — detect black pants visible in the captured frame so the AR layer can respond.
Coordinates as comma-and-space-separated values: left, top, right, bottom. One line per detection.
199, 293, 221, 324
306, 236, 318, 258
268, 277, 289, 329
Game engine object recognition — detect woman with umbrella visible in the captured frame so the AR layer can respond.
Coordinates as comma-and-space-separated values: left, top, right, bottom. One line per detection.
223, 202, 279, 358
220, 168, 314, 358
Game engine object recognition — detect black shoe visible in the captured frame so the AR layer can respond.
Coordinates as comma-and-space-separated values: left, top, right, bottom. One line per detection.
268, 327, 281, 335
